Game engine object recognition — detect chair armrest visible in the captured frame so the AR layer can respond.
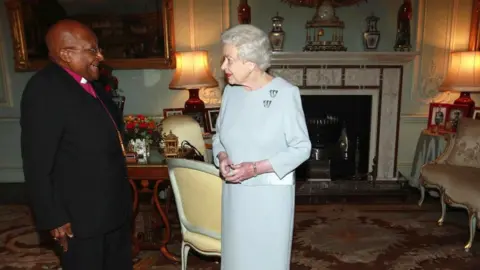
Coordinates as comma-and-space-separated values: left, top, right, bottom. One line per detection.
433, 133, 456, 164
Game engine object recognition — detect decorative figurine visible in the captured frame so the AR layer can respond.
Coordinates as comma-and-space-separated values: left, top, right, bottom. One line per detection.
269, 13, 285, 52
363, 13, 380, 51
394, 0, 412, 51
163, 130, 179, 158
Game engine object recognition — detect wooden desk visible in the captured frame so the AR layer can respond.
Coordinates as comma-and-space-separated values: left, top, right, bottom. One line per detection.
128, 161, 179, 262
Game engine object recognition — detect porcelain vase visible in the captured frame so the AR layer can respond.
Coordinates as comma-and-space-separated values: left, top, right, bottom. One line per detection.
130, 138, 150, 163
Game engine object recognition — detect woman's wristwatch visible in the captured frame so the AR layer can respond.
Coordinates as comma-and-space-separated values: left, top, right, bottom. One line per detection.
252, 162, 258, 176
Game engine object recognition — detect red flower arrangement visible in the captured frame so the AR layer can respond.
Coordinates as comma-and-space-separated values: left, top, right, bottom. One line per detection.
97, 63, 121, 97
124, 115, 161, 145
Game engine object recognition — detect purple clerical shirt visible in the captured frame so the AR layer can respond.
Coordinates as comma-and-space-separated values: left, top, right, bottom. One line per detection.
63, 68, 97, 98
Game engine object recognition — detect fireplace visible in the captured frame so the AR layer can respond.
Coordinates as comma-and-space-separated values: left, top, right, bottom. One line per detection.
269, 51, 418, 182
297, 94, 372, 180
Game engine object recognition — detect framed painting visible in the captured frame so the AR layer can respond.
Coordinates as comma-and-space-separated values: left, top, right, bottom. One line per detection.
469, 0, 480, 50
0, 33, 12, 107
4, 0, 175, 71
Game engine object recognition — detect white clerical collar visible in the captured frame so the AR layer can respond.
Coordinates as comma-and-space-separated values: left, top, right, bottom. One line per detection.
80, 77, 88, 84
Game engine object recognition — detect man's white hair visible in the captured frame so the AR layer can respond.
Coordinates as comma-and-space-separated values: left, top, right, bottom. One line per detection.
220, 24, 272, 71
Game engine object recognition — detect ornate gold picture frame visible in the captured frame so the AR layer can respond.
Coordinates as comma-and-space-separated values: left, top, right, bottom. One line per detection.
469, 0, 480, 50
4, 0, 175, 71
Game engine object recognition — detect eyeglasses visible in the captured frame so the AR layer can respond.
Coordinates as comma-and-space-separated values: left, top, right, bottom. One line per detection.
63, 47, 103, 55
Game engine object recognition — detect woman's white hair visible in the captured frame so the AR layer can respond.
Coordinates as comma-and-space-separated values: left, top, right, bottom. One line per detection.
221, 24, 272, 71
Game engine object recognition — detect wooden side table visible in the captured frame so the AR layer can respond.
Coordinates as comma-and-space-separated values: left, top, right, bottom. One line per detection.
128, 160, 179, 262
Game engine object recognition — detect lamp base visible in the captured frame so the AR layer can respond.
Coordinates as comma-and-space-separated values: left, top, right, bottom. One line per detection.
183, 88, 207, 131
184, 88, 205, 113
454, 92, 475, 117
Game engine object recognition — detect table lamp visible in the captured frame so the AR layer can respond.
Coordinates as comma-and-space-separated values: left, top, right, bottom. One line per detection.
439, 51, 480, 116
169, 51, 218, 113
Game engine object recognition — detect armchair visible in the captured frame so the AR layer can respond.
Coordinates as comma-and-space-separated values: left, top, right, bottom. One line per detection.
167, 158, 222, 270
419, 118, 480, 252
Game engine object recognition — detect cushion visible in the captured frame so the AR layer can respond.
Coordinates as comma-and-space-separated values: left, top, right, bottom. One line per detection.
445, 118, 480, 169
183, 230, 221, 253
421, 164, 458, 191
422, 163, 480, 209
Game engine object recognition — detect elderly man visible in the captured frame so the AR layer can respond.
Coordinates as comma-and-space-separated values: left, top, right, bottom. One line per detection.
20, 20, 132, 270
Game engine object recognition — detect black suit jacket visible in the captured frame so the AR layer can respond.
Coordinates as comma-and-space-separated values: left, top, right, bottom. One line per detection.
20, 62, 131, 238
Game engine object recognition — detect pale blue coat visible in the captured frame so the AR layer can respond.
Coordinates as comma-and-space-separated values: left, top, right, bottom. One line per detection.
213, 77, 311, 270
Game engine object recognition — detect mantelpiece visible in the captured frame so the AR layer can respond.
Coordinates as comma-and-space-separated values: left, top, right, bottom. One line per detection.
271, 51, 419, 66
269, 51, 419, 181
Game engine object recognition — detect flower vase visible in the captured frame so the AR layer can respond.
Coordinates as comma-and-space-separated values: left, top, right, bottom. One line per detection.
130, 138, 150, 163
237, 0, 251, 24
394, 0, 412, 51
363, 14, 380, 51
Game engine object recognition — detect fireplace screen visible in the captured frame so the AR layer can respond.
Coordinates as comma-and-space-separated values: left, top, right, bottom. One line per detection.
296, 95, 372, 181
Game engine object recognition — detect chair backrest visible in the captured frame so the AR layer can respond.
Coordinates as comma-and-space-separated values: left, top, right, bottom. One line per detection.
161, 115, 206, 158
167, 158, 222, 240
445, 118, 480, 168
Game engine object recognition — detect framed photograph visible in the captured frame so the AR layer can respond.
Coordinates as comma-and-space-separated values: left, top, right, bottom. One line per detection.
445, 104, 469, 133
163, 108, 184, 118
206, 107, 220, 133
427, 103, 449, 132
473, 107, 480, 120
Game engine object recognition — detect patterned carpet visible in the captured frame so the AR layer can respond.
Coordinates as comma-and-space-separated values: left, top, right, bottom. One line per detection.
1, 204, 480, 270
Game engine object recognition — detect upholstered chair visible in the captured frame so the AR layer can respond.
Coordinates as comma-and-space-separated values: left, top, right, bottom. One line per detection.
167, 158, 222, 270
419, 118, 480, 252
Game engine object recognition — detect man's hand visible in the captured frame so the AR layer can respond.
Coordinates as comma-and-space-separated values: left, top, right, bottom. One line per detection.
50, 223, 74, 252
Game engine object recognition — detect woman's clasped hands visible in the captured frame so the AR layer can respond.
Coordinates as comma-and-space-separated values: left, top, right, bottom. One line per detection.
218, 152, 256, 183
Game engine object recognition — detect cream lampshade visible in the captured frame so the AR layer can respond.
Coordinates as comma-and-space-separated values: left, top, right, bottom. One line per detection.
169, 51, 218, 113
439, 51, 480, 116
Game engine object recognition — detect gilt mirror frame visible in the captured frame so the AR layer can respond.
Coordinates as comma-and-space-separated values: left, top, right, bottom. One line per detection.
4, 0, 175, 72
469, 0, 480, 50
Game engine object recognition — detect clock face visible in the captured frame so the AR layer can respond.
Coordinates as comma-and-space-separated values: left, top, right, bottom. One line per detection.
281, 0, 366, 8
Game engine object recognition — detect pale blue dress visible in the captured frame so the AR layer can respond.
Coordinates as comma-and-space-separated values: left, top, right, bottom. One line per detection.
212, 77, 312, 270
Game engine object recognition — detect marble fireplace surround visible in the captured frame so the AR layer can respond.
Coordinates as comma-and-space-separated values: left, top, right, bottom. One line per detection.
269, 52, 419, 181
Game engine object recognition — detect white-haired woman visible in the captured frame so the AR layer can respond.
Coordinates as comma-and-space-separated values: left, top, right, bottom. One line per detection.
212, 24, 311, 269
